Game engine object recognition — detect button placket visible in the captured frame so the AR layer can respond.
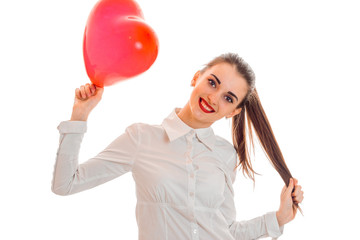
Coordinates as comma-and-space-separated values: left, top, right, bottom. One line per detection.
191, 222, 199, 240
185, 131, 198, 235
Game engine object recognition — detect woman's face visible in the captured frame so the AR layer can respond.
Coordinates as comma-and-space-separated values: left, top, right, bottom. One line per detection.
188, 62, 249, 127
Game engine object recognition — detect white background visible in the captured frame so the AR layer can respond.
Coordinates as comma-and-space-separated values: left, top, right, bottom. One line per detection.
1, 0, 359, 239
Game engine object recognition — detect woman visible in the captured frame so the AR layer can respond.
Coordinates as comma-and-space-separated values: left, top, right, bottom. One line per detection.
52, 53, 304, 239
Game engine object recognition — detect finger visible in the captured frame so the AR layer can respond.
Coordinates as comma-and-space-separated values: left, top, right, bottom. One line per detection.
292, 185, 302, 197
75, 88, 82, 100
292, 187, 302, 199
85, 83, 91, 98
80, 85, 87, 99
94, 85, 104, 97
293, 178, 298, 186
292, 190, 304, 203
298, 191, 305, 202
293, 195, 304, 204
300, 192, 304, 203
90, 84, 96, 94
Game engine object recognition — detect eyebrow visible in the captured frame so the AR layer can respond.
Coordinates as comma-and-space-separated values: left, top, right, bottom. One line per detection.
210, 74, 239, 102
228, 92, 238, 102
211, 74, 221, 84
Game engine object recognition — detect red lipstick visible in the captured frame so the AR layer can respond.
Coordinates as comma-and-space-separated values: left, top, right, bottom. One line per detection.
199, 98, 215, 113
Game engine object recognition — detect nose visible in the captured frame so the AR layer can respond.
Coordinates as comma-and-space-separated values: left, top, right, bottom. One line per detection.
207, 93, 218, 106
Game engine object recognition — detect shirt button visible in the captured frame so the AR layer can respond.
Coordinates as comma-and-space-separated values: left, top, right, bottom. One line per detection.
193, 229, 197, 234
189, 192, 194, 197
190, 173, 194, 178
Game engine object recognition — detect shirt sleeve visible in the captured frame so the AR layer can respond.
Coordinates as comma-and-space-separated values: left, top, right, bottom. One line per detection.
219, 154, 284, 240
51, 121, 139, 196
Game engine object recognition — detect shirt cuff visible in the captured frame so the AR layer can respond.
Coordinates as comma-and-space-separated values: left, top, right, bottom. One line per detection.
57, 121, 87, 134
264, 211, 284, 239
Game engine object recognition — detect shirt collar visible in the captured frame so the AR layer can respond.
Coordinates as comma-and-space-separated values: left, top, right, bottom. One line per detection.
162, 108, 216, 150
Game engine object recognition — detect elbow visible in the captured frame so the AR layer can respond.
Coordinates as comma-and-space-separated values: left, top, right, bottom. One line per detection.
52, 190, 68, 196
51, 185, 71, 196
51, 176, 75, 196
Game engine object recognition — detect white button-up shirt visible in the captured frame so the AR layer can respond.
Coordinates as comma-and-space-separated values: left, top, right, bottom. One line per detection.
52, 108, 283, 239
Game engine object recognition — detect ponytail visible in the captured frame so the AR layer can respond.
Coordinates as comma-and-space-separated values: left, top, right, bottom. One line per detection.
200, 52, 300, 211
232, 88, 301, 211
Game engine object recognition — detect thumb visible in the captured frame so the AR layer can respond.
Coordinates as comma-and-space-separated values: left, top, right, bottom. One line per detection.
95, 85, 104, 92
93, 85, 104, 97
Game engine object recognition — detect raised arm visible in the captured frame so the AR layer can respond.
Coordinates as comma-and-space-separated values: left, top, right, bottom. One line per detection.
52, 83, 138, 195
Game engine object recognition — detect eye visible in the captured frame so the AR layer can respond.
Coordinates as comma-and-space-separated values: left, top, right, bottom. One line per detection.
208, 79, 216, 88
225, 96, 233, 103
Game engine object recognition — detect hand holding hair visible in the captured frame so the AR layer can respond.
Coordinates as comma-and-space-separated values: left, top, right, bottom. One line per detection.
70, 83, 104, 121
276, 178, 304, 227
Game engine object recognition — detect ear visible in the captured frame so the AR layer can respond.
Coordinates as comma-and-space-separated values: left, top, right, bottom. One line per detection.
191, 70, 201, 87
226, 108, 242, 119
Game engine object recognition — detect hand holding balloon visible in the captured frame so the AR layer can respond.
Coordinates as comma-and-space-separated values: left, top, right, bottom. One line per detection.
70, 83, 104, 121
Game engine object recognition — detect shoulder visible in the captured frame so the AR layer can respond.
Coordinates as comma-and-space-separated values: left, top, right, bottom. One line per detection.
214, 135, 234, 149
125, 122, 166, 139
214, 135, 236, 155
213, 135, 238, 168
127, 122, 164, 132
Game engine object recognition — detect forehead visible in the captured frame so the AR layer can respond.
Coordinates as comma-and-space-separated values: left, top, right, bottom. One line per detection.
202, 62, 249, 99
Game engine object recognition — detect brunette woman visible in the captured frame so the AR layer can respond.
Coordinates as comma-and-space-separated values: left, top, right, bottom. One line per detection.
52, 53, 303, 239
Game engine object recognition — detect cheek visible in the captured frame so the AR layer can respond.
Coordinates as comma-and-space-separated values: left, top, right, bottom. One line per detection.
219, 102, 236, 115
190, 89, 199, 102
190, 86, 204, 101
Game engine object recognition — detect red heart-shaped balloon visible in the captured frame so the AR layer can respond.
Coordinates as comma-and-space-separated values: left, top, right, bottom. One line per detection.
83, 0, 159, 87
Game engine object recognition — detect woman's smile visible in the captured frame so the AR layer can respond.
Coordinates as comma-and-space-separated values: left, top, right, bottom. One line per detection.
177, 62, 247, 128
199, 97, 215, 113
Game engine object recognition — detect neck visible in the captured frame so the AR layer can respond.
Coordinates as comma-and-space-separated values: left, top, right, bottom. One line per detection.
176, 102, 212, 129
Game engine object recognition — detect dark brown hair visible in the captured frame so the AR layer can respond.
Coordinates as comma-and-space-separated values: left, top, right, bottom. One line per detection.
201, 53, 300, 211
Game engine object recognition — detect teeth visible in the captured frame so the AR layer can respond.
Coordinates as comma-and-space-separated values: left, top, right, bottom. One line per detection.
201, 99, 213, 112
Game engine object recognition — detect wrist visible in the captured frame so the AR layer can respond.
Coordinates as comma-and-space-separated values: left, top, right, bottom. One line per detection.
276, 211, 285, 227
70, 108, 89, 121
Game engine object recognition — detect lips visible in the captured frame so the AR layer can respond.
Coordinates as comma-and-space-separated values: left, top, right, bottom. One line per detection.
199, 98, 215, 113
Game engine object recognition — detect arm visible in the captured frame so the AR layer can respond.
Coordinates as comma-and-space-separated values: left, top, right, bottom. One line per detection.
52, 121, 139, 195
52, 83, 138, 195
219, 155, 284, 240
